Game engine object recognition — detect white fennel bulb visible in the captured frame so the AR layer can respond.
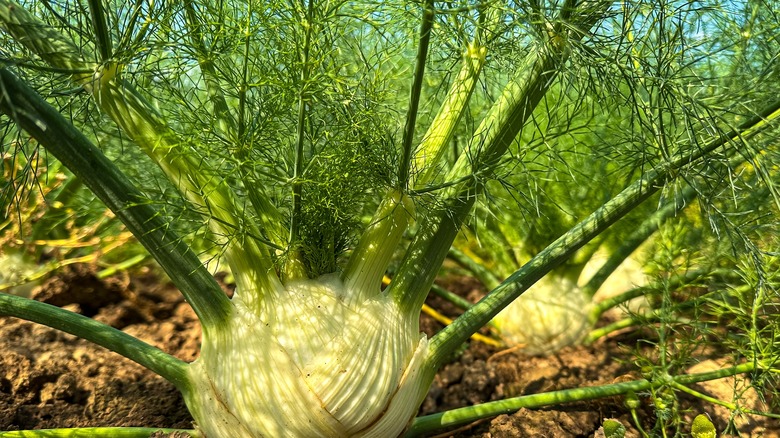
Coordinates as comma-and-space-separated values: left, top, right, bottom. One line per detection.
492, 275, 591, 355
587, 252, 649, 316
184, 273, 430, 438
493, 251, 648, 355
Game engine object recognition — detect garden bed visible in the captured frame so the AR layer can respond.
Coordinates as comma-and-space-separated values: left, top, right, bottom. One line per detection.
0, 266, 775, 437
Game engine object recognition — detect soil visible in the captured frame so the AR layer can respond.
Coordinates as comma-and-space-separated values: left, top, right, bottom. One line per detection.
1, 265, 777, 437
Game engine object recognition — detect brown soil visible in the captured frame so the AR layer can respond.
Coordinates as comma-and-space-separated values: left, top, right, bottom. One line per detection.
1, 266, 777, 437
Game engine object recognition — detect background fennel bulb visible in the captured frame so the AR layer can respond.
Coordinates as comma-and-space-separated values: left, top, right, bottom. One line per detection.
491, 253, 648, 354
492, 275, 591, 354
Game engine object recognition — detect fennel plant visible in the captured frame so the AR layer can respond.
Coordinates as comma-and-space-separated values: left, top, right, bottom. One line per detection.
440, 0, 780, 355
448, 94, 771, 354
1, 0, 779, 437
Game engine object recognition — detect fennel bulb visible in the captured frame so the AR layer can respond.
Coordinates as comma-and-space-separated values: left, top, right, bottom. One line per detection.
492, 275, 591, 355
184, 274, 431, 438
491, 252, 648, 354
586, 252, 649, 317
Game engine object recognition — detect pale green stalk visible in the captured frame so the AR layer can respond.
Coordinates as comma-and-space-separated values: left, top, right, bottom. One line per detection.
343, 189, 414, 305
183, 0, 236, 137
412, 41, 486, 189
411, 4, 496, 189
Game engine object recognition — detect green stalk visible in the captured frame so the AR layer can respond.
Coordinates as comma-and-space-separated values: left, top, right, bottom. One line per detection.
669, 381, 739, 412
399, 0, 434, 188
442, 41, 562, 188
587, 305, 702, 344
0, 67, 232, 329
428, 98, 780, 368
389, 44, 562, 315
583, 132, 764, 301
232, 2, 285, 248
97, 83, 281, 306
429, 283, 502, 332
422, 182, 645, 364
587, 285, 655, 327
115, 0, 147, 53
0, 293, 189, 390
289, 0, 316, 259
672, 381, 780, 419
237, 7, 251, 143
448, 247, 502, 291
440, 0, 609, 191
586, 267, 725, 326
0, 428, 199, 438
0, 0, 280, 301
389, 193, 474, 316
584, 316, 648, 344
96, 254, 148, 279
581, 185, 697, 299
405, 362, 758, 437
431, 283, 475, 312
87, 0, 112, 62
